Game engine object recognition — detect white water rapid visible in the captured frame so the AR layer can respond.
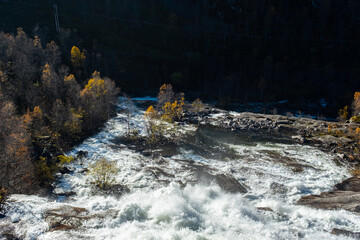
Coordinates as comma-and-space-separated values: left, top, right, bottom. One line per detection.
2, 97, 360, 240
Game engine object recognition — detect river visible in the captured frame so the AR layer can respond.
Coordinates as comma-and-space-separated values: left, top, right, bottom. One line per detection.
3, 97, 360, 240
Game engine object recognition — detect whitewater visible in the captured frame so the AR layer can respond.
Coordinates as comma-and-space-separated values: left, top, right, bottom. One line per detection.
2, 97, 360, 240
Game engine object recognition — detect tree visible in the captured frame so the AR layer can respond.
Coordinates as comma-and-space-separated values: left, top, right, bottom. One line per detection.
64, 74, 81, 106
41, 63, 63, 102
338, 106, 349, 122
0, 188, 7, 212
144, 105, 165, 144
122, 96, 136, 136
80, 71, 118, 129
71, 46, 85, 69
88, 158, 118, 190
0, 101, 37, 193
353, 92, 360, 116
157, 84, 175, 111
45, 41, 61, 69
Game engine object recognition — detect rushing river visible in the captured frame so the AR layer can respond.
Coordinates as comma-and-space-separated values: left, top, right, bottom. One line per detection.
3, 98, 360, 240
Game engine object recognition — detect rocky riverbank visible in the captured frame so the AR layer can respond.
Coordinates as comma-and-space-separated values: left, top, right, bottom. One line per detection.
184, 104, 360, 164
183, 104, 360, 238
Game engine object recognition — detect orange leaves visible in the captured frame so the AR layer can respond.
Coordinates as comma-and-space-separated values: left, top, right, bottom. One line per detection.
145, 105, 157, 119
64, 74, 76, 83
356, 127, 360, 135
159, 83, 172, 94
353, 92, 360, 116
33, 106, 43, 118
81, 71, 107, 98
42, 63, 52, 80
161, 99, 184, 122
355, 92, 360, 101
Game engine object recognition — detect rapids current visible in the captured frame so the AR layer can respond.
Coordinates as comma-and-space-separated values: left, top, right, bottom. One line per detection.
3, 98, 360, 240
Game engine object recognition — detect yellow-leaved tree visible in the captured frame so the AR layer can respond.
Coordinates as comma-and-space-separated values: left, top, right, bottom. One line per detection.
88, 158, 118, 190
80, 71, 118, 130
70, 46, 85, 69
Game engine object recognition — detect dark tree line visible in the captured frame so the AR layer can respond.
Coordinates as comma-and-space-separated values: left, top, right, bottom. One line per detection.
0, 0, 359, 111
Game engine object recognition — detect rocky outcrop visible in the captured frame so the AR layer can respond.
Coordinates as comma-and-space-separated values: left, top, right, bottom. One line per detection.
45, 206, 89, 231
335, 177, 360, 192
298, 177, 360, 213
195, 171, 248, 194
45, 205, 119, 232
297, 191, 360, 212
331, 228, 360, 239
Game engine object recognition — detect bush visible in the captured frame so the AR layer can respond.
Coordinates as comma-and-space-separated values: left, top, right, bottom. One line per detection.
35, 157, 55, 184
353, 92, 360, 116
161, 99, 184, 123
144, 105, 165, 144
338, 106, 349, 121
88, 158, 118, 190
0, 188, 8, 212
57, 155, 75, 166
351, 116, 360, 123
191, 98, 204, 113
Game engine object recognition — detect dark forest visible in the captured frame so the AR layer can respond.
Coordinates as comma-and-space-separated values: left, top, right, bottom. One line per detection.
1, 0, 359, 116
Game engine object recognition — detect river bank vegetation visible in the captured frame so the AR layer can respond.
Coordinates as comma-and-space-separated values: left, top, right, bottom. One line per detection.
0, 28, 118, 200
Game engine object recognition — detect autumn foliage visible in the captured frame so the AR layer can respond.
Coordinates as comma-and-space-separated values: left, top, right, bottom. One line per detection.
143, 84, 186, 143
0, 29, 119, 193
71, 46, 85, 69
88, 158, 118, 190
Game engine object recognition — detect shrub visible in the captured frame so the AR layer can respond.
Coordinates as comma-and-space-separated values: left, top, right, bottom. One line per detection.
35, 157, 55, 184
353, 92, 360, 115
351, 116, 360, 123
338, 106, 349, 121
88, 158, 118, 190
157, 84, 174, 111
191, 98, 204, 113
0, 188, 8, 212
57, 155, 75, 166
161, 99, 184, 123
144, 105, 165, 144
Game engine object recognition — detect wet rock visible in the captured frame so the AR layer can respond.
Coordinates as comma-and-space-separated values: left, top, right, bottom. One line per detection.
93, 184, 130, 197
78, 168, 89, 174
297, 191, 360, 212
0, 233, 19, 240
195, 171, 247, 193
291, 165, 304, 173
53, 187, 76, 197
331, 228, 360, 239
291, 135, 307, 144
76, 150, 88, 158
257, 207, 273, 212
270, 182, 288, 194
335, 177, 360, 192
0, 224, 18, 240
145, 167, 175, 179
59, 166, 75, 174
45, 206, 89, 231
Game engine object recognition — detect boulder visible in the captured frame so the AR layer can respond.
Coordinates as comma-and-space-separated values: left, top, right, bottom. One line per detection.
45, 206, 89, 231
195, 171, 247, 193
298, 190, 360, 212
331, 228, 360, 239
335, 177, 360, 192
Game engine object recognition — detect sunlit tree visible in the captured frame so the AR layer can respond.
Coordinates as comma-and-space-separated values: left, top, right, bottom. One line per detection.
71, 46, 85, 69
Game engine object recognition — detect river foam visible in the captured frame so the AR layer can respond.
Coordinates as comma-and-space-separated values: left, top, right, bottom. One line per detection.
3, 97, 360, 240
